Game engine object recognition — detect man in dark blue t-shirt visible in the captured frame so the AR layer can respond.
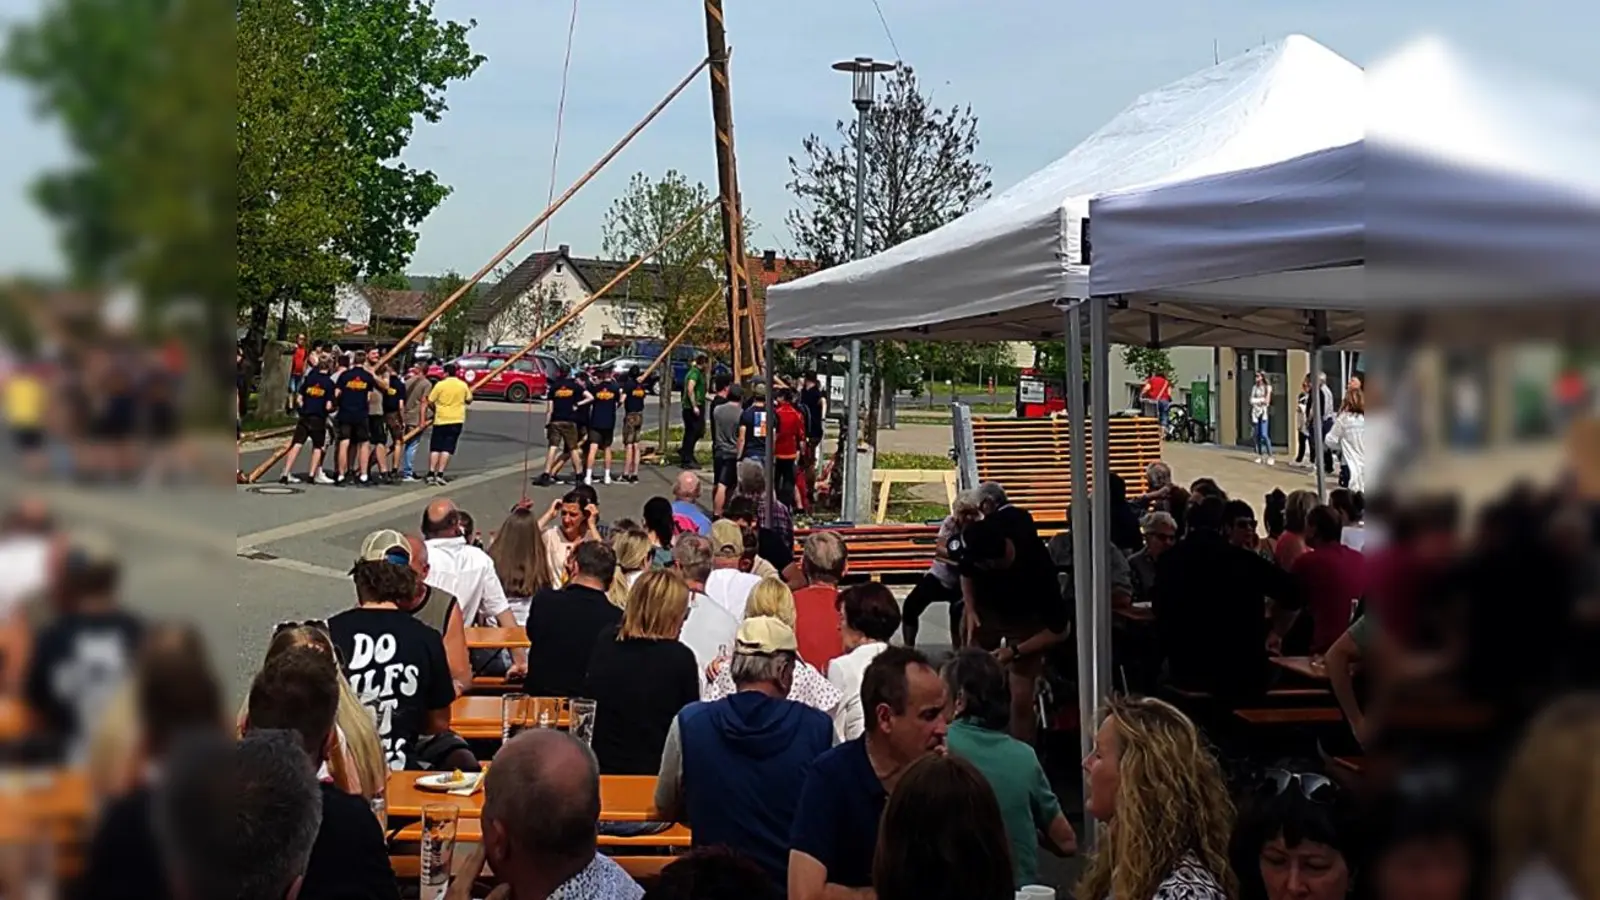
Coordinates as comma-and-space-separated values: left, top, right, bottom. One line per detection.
619, 366, 649, 484
277, 358, 338, 484
735, 384, 768, 462
788, 647, 947, 898
334, 362, 376, 485
537, 368, 592, 487
585, 375, 621, 485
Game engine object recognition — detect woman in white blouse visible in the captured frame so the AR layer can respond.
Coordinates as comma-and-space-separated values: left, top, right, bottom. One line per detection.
1325, 388, 1368, 493
703, 576, 844, 734
827, 583, 901, 741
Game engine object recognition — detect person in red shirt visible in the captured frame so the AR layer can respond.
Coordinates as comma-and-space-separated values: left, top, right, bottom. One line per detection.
1291, 506, 1367, 655
772, 386, 807, 509
790, 531, 847, 669
1141, 371, 1173, 428
286, 333, 309, 414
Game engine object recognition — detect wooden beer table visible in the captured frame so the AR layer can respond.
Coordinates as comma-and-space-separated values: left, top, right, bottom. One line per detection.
449, 695, 569, 739
385, 770, 662, 821
464, 627, 530, 650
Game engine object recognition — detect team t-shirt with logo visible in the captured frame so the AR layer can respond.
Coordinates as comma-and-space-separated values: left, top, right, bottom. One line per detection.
25, 610, 143, 764
329, 607, 455, 770
588, 380, 620, 432
738, 403, 768, 460
622, 377, 648, 414
299, 371, 337, 418
548, 378, 582, 422
335, 367, 375, 419
382, 374, 403, 413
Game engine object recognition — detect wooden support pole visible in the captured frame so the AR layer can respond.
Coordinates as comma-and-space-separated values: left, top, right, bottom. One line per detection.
245, 56, 710, 483
392, 203, 718, 447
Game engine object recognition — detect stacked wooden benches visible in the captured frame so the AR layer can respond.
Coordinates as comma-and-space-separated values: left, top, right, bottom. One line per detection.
793, 524, 940, 584
970, 415, 1164, 528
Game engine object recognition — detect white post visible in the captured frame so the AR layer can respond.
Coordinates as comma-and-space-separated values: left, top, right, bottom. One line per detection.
1064, 300, 1096, 849
1310, 312, 1329, 501
1089, 296, 1114, 710
764, 340, 776, 527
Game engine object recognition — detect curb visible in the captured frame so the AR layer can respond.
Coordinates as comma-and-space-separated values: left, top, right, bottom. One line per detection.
241, 425, 295, 442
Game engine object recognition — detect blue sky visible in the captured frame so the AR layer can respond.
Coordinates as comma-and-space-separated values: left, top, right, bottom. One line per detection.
0, 0, 1595, 278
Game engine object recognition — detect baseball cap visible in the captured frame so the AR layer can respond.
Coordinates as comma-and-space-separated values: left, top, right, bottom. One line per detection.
750, 382, 767, 399
710, 519, 743, 558
735, 616, 797, 655
355, 529, 411, 567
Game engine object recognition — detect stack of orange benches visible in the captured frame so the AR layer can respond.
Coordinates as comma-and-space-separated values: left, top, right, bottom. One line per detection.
792, 524, 940, 585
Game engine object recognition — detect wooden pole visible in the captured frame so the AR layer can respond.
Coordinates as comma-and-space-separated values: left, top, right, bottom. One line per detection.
390, 203, 718, 447
245, 56, 710, 483
702, 1, 757, 383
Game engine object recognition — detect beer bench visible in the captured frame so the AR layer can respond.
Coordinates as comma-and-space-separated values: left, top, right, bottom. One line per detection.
970, 415, 1163, 521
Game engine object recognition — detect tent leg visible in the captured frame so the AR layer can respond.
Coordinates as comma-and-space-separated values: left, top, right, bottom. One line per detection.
1310, 312, 1329, 501
1064, 300, 1095, 849
843, 339, 862, 522
1089, 296, 1114, 713
764, 341, 776, 528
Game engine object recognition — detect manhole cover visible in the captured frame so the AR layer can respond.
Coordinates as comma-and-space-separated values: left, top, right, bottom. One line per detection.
248, 485, 302, 495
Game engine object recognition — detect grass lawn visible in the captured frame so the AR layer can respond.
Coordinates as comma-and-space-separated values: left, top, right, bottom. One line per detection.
875, 451, 954, 471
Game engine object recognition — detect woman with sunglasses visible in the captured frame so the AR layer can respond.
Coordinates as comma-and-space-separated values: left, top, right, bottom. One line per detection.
1078, 695, 1237, 900
1232, 768, 1359, 900
236, 621, 386, 801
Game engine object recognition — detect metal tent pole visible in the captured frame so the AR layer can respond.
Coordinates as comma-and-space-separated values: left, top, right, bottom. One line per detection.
764, 340, 776, 528
841, 99, 870, 524
1089, 296, 1114, 711
1064, 300, 1096, 848
1310, 311, 1329, 501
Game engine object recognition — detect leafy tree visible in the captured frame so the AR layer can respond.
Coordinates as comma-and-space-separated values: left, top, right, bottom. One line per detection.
1122, 346, 1174, 380
300, 0, 485, 280
785, 65, 992, 441
425, 270, 473, 358
600, 170, 726, 349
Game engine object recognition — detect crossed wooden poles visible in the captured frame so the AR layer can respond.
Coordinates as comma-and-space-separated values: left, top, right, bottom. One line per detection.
247, 55, 725, 484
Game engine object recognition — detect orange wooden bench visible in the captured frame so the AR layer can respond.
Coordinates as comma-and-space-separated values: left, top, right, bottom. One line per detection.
793, 524, 939, 583
391, 819, 691, 848
970, 415, 1162, 522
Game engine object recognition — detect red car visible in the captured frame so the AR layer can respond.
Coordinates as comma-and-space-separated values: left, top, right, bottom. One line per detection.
426, 353, 559, 403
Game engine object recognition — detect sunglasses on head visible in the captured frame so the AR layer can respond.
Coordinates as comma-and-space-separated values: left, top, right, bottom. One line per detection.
1262, 768, 1338, 803
274, 619, 330, 636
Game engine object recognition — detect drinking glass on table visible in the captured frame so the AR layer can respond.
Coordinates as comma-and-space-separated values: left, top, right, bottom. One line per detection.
370, 793, 388, 832
532, 696, 564, 729
419, 803, 460, 900
568, 698, 597, 746
501, 693, 533, 741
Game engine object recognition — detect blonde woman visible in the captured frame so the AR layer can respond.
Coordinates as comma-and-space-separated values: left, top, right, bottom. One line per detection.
1077, 695, 1237, 900
606, 520, 653, 610
704, 576, 845, 734
237, 623, 386, 801
582, 570, 701, 774
1493, 693, 1600, 900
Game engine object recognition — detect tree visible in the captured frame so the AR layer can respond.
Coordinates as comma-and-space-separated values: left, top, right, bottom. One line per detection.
485, 279, 567, 350
425, 270, 473, 358
785, 65, 993, 440
600, 171, 725, 348
1123, 346, 1174, 380
299, 0, 485, 280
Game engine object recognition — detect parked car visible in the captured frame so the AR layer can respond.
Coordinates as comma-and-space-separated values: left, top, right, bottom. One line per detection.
587, 355, 661, 393
426, 352, 560, 403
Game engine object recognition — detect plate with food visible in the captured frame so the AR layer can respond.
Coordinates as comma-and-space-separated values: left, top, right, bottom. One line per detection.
414, 770, 483, 793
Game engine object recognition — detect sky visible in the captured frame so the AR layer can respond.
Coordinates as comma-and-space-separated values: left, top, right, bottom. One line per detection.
1, 0, 1596, 280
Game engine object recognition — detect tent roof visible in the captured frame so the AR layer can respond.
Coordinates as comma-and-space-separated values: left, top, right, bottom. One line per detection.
766, 34, 1363, 346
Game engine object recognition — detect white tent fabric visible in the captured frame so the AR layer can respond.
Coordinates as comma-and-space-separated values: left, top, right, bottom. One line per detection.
766, 34, 1363, 345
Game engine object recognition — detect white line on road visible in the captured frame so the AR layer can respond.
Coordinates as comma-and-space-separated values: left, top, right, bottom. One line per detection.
236, 459, 535, 550
241, 554, 351, 582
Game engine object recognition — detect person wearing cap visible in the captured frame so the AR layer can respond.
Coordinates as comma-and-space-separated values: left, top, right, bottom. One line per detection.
23, 530, 143, 766
708, 375, 742, 515
327, 529, 469, 772
655, 616, 834, 892
618, 364, 649, 483
702, 519, 763, 621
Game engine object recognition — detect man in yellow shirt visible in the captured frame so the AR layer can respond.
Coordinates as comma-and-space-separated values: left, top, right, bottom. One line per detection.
425, 361, 472, 485
4, 363, 48, 477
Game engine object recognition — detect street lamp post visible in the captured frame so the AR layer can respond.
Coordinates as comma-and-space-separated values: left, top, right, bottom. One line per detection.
832, 56, 894, 524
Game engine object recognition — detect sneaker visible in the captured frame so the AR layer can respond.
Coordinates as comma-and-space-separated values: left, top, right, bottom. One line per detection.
434, 473, 450, 486
278, 475, 291, 485
603, 472, 613, 485
401, 473, 418, 483
357, 476, 370, 487
313, 470, 336, 485
1266, 458, 1275, 466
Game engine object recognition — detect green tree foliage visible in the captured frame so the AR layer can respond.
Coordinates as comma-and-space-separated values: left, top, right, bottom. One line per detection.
599, 170, 726, 348
785, 65, 994, 437
425, 270, 473, 358
1122, 346, 1174, 379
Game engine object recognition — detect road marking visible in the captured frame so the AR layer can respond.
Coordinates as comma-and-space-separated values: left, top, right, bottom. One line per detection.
0, 479, 236, 553
235, 459, 535, 549
239, 553, 351, 582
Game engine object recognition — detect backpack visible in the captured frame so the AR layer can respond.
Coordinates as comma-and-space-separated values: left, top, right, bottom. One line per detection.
672, 512, 699, 537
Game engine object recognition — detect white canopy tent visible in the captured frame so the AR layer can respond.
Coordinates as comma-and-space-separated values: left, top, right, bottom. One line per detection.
766, 34, 1364, 347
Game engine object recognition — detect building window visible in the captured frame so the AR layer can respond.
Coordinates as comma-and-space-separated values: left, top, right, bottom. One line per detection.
556, 263, 563, 274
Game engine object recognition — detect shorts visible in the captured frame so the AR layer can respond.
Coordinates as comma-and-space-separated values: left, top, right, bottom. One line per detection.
622, 412, 644, 445
970, 602, 1053, 652
385, 411, 404, 444
546, 420, 580, 453
291, 415, 327, 450
430, 422, 463, 455
93, 396, 138, 440
587, 427, 615, 449
337, 416, 370, 444
713, 455, 739, 489
367, 414, 388, 446
12, 428, 42, 451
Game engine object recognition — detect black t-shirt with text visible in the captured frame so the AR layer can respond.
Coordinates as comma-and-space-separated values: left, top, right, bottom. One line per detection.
800, 385, 825, 438
622, 376, 648, 414
381, 374, 403, 413
329, 606, 454, 770
335, 367, 376, 419
25, 609, 143, 762
738, 403, 768, 460
588, 380, 621, 431
958, 504, 1067, 632
548, 377, 582, 422
299, 371, 337, 418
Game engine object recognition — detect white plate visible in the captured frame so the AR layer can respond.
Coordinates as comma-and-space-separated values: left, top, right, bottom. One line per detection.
415, 771, 481, 792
